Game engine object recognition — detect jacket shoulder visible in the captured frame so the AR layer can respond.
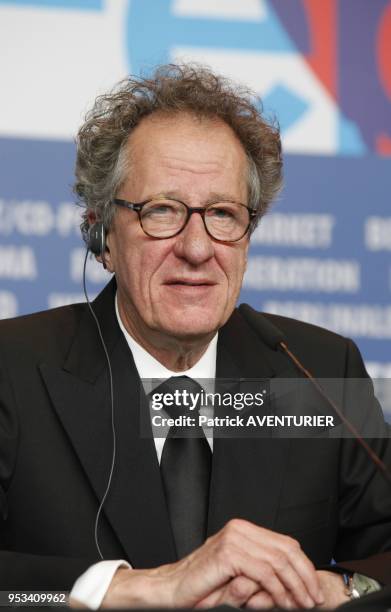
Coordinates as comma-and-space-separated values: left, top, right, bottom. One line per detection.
242, 308, 363, 378
0, 304, 86, 364
263, 311, 347, 347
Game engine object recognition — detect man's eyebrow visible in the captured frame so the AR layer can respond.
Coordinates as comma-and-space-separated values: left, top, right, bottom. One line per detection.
143, 191, 244, 204
207, 192, 244, 204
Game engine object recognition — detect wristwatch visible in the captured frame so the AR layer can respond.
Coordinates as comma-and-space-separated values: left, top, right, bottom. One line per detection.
343, 572, 381, 599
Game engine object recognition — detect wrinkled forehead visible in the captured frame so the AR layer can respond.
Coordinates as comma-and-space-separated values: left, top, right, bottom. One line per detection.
119, 111, 250, 201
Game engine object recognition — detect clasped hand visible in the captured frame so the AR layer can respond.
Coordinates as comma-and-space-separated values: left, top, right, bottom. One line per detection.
99, 519, 346, 609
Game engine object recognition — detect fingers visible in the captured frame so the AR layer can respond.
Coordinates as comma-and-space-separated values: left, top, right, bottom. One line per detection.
222, 519, 323, 607
266, 555, 317, 608
174, 530, 291, 608
199, 534, 297, 609
163, 519, 324, 608
196, 576, 259, 609
246, 591, 277, 609
243, 539, 317, 607
246, 590, 284, 609
232, 551, 300, 609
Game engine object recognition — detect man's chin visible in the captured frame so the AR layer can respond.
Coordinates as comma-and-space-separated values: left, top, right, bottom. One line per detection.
158, 310, 224, 341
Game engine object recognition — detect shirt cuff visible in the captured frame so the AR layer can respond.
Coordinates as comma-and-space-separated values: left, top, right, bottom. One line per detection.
70, 559, 131, 609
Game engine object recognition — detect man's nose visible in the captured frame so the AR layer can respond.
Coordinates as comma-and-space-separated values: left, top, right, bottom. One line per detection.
173, 211, 214, 264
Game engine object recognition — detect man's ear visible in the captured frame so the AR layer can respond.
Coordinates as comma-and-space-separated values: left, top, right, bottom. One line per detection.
103, 230, 114, 273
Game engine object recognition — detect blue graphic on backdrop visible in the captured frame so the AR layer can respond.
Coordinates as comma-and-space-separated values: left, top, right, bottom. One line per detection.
0, 0, 102, 9
126, 0, 375, 155
263, 85, 309, 132
126, 0, 312, 139
127, 0, 295, 67
338, 114, 367, 156
271, 0, 391, 155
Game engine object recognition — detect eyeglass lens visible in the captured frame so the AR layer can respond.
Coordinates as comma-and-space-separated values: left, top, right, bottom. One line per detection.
140, 199, 250, 241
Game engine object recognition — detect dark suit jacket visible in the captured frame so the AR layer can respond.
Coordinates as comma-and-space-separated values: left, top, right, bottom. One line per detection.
0, 279, 390, 590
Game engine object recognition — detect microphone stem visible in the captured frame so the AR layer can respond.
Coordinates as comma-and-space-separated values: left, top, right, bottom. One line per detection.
280, 341, 391, 485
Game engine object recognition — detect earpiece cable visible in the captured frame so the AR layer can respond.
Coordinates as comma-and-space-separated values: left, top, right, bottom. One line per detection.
83, 248, 117, 559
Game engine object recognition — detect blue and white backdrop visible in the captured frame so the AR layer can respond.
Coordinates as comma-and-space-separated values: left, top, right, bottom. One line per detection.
0, 0, 390, 412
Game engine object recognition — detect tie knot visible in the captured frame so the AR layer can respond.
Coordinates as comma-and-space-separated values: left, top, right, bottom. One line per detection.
151, 375, 204, 419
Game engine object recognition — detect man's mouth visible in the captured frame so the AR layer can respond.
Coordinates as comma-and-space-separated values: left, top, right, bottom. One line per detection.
165, 279, 215, 286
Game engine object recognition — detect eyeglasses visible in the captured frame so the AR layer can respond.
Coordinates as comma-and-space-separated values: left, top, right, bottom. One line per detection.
112, 197, 257, 242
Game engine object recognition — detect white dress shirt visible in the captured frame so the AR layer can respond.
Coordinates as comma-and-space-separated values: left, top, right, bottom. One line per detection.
70, 298, 217, 608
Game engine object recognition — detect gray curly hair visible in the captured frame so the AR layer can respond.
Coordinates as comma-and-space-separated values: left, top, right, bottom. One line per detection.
75, 64, 283, 242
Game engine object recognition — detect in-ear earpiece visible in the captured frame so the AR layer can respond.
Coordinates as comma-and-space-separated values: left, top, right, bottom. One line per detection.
87, 222, 106, 256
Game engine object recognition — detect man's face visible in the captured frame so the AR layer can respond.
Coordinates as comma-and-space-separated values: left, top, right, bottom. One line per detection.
104, 112, 250, 345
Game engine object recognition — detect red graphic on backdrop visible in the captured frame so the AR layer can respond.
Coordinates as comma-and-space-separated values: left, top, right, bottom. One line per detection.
302, 0, 337, 99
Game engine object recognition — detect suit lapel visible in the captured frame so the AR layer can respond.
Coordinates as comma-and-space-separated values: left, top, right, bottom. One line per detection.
208, 309, 293, 536
40, 279, 176, 567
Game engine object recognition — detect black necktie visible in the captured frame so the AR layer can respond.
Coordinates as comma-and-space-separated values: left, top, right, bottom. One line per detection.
156, 376, 211, 558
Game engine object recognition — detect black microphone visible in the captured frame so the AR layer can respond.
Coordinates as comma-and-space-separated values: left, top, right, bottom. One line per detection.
239, 303, 391, 485
239, 303, 286, 349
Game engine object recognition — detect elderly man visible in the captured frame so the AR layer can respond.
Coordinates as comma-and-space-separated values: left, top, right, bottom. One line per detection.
0, 65, 390, 609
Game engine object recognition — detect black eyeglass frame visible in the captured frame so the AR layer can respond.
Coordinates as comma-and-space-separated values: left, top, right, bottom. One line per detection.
112, 198, 258, 242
